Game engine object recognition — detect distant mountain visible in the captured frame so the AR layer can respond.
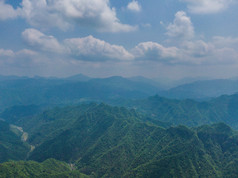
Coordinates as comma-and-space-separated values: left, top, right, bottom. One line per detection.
160, 79, 238, 100
88, 76, 163, 94
0, 76, 162, 110
128, 76, 166, 89
0, 75, 28, 81
64, 74, 91, 81
2, 103, 238, 177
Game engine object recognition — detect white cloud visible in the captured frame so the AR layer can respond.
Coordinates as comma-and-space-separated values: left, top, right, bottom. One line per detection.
131, 38, 238, 65
181, 0, 233, 14
166, 11, 194, 40
16, 49, 38, 57
132, 42, 180, 62
22, 28, 65, 53
0, 49, 14, 57
64, 35, 134, 61
0, 0, 19, 20
182, 40, 214, 57
127, 1, 141, 12
17, 0, 136, 32
212, 36, 238, 48
19, 28, 238, 65
21, 29, 134, 61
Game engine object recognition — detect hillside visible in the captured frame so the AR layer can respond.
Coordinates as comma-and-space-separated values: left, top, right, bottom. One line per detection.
0, 159, 88, 178
0, 120, 30, 163
25, 104, 238, 177
127, 94, 238, 129
1, 102, 238, 177
1, 104, 235, 177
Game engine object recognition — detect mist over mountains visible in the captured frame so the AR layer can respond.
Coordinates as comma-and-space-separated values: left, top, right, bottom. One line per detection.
1, 74, 238, 111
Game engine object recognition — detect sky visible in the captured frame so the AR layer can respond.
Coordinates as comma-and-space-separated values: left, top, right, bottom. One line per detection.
0, 0, 238, 80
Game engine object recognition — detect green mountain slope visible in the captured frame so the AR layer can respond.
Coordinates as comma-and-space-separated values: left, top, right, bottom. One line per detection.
0, 120, 30, 163
15, 104, 236, 177
1, 103, 238, 177
0, 159, 88, 178
128, 94, 238, 129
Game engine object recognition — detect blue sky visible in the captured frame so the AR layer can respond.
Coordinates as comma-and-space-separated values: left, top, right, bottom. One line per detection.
0, 0, 238, 80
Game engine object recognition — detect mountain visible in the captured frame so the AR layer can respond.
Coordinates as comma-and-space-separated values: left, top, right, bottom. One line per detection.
126, 123, 238, 178
1, 103, 237, 177
127, 94, 238, 129
26, 105, 238, 177
0, 75, 29, 81
0, 76, 162, 111
64, 74, 91, 81
0, 105, 43, 124
0, 159, 88, 178
160, 79, 238, 100
128, 76, 167, 89
0, 120, 30, 163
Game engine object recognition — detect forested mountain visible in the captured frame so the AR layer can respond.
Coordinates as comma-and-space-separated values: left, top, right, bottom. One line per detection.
2, 75, 238, 177
0, 159, 88, 178
128, 94, 238, 129
1, 104, 238, 177
0, 120, 30, 163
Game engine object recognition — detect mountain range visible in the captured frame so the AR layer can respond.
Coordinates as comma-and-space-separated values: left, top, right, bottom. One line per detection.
1, 75, 238, 112
126, 94, 238, 129
1, 103, 238, 177
0, 75, 163, 111
1, 74, 238, 177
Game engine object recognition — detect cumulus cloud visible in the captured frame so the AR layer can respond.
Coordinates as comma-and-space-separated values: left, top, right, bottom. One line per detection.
132, 42, 180, 62
131, 41, 207, 65
22, 28, 65, 53
0, 0, 19, 20
64, 35, 134, 61
166, 11, 194, 41
19, 27, 238, 65
181, 0, 233, 14
21, 28, 133, 61
182, 40, 214, 58
7, 0, 135, 32
131, 38, 238, 65
132, 11, 238, 65
127, 1, 141, 12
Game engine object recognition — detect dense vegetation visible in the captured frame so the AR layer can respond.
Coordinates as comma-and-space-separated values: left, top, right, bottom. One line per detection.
1, 75, 238, 177
127, 94, 238, 129
0, 159, 88, 178
0, 120, 30, 163
1, 103, 238, 177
